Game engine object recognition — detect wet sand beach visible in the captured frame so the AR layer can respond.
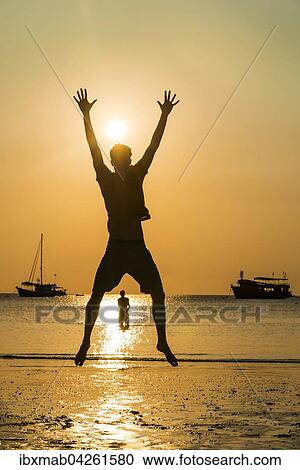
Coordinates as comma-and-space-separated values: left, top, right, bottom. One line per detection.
0, 359, 299, 450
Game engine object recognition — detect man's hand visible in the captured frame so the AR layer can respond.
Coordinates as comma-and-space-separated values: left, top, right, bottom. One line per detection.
74, 88, 105, 171
74, 88, 97, 115
157, 90, 179, 115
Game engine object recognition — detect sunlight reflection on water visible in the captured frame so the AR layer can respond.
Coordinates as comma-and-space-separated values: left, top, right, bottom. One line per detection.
91, 297, 143, 369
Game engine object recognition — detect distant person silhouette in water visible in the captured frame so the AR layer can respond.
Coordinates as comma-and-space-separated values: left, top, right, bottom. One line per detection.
118, 290, 130, 330
74, 88, 179, 367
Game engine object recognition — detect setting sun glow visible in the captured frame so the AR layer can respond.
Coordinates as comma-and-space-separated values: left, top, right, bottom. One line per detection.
106, 120, 126, 140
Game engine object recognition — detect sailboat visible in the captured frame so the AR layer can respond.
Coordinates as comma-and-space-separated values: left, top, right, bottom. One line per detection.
16, 234, 67, 297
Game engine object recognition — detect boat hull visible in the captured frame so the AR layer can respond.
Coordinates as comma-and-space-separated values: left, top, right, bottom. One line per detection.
231, 285, 292, 300
17, 287, 66, 298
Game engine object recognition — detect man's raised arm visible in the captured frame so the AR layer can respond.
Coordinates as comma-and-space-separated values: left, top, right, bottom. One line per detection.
74, 88, 108, 177
135, 90, 179, 175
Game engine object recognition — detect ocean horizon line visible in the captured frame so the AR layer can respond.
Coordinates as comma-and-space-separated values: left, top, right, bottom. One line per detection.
1, 292, 300, 297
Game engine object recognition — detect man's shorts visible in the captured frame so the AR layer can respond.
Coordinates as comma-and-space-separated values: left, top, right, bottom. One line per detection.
92, 239, 164, 294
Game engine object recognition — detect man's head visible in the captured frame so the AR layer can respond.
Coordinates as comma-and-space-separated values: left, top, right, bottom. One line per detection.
120, 290, 125, 297
110, 144, 132, 171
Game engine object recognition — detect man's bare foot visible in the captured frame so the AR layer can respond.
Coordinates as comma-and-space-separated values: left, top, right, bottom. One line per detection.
75, 342, 90, 366
157, 343, 178, 367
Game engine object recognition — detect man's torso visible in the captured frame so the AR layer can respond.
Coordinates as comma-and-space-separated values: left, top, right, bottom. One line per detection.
97, 165, 150, 240
118, 297, 129, 310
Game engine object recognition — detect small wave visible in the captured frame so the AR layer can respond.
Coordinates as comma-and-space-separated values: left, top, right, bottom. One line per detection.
0, 354, 299, 363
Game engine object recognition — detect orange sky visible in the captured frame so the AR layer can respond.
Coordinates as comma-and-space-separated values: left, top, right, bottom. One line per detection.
1, 0, 300, 294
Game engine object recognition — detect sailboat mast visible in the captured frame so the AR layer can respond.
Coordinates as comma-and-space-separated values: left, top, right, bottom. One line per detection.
40, 233, 43, 285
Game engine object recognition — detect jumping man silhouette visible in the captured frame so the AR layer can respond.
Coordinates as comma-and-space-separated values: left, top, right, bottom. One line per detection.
74, 88, 179, 366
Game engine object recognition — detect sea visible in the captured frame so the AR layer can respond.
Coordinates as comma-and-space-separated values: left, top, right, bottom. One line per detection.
1, 294, 300, 361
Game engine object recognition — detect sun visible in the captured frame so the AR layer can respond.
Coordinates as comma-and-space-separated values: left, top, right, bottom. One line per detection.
106, 120, 126, 140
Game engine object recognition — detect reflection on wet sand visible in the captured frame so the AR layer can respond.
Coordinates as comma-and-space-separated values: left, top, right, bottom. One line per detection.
1, 360, 299, 449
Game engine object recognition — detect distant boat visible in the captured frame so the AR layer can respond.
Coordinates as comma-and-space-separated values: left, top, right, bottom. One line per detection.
231, 270, 292, 299
16, 234, 67, 297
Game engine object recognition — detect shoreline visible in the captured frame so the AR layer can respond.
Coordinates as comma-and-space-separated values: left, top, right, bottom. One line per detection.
1, 355, 300, 363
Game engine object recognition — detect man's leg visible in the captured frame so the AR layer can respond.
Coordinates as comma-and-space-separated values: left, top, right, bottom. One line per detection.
119, 307, 125, 328
151, 289, 178, 367
125, 309, 130, 328
128, 244, 177, 365
75, 240, 124, 365
75, 290, 104, 366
